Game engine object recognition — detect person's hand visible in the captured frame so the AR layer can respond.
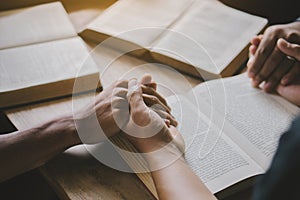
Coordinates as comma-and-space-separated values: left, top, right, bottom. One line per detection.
74, 75, 171, 144
122, 78, 183, 154
247, 21, 300, 92
276, 39, 300, 106
277, 78, 300, 106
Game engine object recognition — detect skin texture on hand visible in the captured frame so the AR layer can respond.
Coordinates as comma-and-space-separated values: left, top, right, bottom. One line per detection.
276, 39, 300, 106
247, 21, 300, 92
277, 38, 300, 61
249, 32, 300, 106
277, 79, 300, 106
123, 78, 182, 153
74, 79, 129, 144
0, 115, 78, 182
74, 75, 172, 144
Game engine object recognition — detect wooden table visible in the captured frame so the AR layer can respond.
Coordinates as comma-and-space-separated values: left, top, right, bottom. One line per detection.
0, 1, 252, 199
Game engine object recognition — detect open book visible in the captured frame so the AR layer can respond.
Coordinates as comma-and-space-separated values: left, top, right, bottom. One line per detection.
0, 2, 100, 108
80, 0, 267, 79
165, 74, 299, 196
6, 72, 299, 199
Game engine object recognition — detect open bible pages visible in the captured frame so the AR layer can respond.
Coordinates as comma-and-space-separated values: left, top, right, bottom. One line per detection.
165, 73, 299, 193
0, 37, 100, 108
81, 0, 267, 78
191, 73, 299, 169
150, 0, 267, 78
167, 95, 264, 194
81, 0, 194, 48
0, 2, 76, 50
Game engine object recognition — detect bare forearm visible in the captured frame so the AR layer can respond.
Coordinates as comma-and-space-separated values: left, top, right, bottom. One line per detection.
149, 156, 217, 200
0, 116, 80, 182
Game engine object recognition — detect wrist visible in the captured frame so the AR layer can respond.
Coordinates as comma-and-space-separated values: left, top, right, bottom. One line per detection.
142, 143, 185, 171
47, 115, 81, 148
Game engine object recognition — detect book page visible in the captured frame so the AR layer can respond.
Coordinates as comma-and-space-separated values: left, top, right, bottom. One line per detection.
61, 0, 117, 32
193, 73, 300, 169
167, 95, 263, 193
151, 0, 267, 75
0, 37, 98, 92
0, 2, 76, 49
84, 0, 194, 47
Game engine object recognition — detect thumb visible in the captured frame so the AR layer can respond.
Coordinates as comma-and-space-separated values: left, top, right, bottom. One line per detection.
127, 79, 151, 128
140, 74, 157, 90
277, 84, 300, 107
277, 38, 300, 61
140, 74, 152, 85
125, 79, 161, 136
127, 78, 145, 109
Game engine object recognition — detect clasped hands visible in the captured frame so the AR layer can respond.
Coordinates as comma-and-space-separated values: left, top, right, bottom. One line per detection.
247, 21, 300, 105
74, 75, 184, 158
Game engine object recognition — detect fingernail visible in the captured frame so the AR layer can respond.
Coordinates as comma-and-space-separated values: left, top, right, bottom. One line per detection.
128, 78, 138, 88
252, 79, 260, 87
248, 71, 255, 78
247, 58, 253, 67
174, 120, 178, 127
263, 82, 272, 92
278, 38, 288, 48
281, 77, 289, 85
164, 119, 170, 128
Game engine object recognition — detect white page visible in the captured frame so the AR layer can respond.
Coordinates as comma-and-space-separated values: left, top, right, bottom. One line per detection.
0, 37, 98, 92
151, 0, 267, 74
193, 74, 300, 169
85, 0, 194, 47
0, 2, 76, 49
167, 95, 263, 193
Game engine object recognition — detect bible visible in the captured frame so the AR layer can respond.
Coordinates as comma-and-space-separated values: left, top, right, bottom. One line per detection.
166, 73, 299, 196
6, 73, 299, 198
0, 2, 100, 108
80, 0, 267, 79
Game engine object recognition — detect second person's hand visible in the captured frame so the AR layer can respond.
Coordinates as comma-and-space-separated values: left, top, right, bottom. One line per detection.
247, 21, 300, 92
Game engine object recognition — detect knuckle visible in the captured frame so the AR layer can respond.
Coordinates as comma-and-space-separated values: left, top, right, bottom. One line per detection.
113, 88, 127, 96
258, 46, 269, 57
152, 96, 159, 103
267, 25, 282, 35
111, 96, 123, 105
130, 90, 140, 98
286, 31, 298, 41
114, 80, 122, 86
143, 85, 154, 94
114, 79, 127, 87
